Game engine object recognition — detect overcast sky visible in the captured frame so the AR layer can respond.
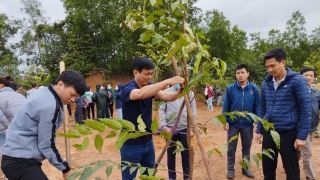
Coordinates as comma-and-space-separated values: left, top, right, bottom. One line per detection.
1, 0, 320, 38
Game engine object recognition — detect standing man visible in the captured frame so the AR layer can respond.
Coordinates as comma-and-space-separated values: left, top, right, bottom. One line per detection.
106, 84, 115, 118
299, 67, 320, 180
1, 70, 87, 180
27, 83, 38, 97
159, 85, 197, 180
223, 64, 259, 179
120, 57, 184, 180
255, 48, 311, 180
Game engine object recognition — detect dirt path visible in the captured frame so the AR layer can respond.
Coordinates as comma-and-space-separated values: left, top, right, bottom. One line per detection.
2, 102, 320, 180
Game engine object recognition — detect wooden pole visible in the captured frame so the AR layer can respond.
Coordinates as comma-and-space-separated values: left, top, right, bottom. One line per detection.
59, 61, 71, 166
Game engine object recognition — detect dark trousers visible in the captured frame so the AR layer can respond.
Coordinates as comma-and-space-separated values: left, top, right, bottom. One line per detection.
86, 103, 95, 119
105, 106, 110, 118
75, 106, 86, 124
67, 104, 72, 116
108, 102, 114, 118
262, 129, 300, 180
167, 129, 189, 180
227, 126, 253, 170
1, 155, 48, 180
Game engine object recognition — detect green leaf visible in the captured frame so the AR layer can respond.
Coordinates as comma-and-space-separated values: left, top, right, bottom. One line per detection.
137, 115, 147, 132
170, 1, 180, 12
92, 161, 107, 173
262, 149, 274, 160
84, 120, 105, 133
130, 167, 137, 175
270, 130, 280, 149
151, 119, 159, 133
128, 131, 148, 139
173, 147, 185, 154
211, 117, 219, 126
184, 25, 195, 41
193, 51, 203, 75
139, 31, 155, 42
221, 143, 228, 151
239, 161, 247, 169
228, 135, 238, 143
106, 166, 113, 178
202, 126, 207, 135
76, 124, 92, 135
219, 60, 227, 76
182, 42, 197, 54
178, 4, 186, 12
252, 154, 260, 167
140, 167, 147, 175
164, 42, 181, 60
94, 135, 104, 153
223, 112, 236, 120
67, 172, 81, 180
168, 112, 177, 122
79, 167, 93, 180
207, 149, 214, 158
105, 131, 117, 138
72, 137, 89, 151
164, 131, 173, 140
115, 131, 129, 150
117, 120, 135, 131
175, 140, 183, 147
213, 148, 222, 157
243, 156, 251, 169
216, 114, 227, 126
100, 119, 122, 130
149, 0, 156, 6
147, 168, 155, 176
257, 153, 262, 160
56, 129, 80, 138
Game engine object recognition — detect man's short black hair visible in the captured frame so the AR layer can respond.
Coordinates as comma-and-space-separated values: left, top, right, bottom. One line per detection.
235, 64, 249, 73
300, 67, 316, 77
86, 86, 90, 91
133, 57, 154, 73
263, 48, 286, 63
31, 83, 37, 88
55, 70, 87, 96
0, 76, 10, 86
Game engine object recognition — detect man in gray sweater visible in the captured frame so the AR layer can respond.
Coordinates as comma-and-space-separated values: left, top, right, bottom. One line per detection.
1, 70, 87, 180
159, 85, 197, 180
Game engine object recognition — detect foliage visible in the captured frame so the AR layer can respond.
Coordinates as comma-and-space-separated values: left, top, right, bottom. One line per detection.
0, 13, 20, 77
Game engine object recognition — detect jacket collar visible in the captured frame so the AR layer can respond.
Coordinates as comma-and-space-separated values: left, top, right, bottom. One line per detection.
48, 85, 63, 108
0, 87, 14, 92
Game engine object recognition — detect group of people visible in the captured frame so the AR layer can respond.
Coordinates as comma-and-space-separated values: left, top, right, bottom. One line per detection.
223, 48, 320, 180
0, 47, 319, 180
71, 83, 124, 124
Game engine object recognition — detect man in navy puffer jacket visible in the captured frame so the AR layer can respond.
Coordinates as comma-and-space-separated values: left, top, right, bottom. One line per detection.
255, 48, 311, 180
223, 64, 259, 179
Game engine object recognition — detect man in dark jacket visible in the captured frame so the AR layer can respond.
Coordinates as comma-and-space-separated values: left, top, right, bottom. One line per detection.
255, 48, 311, 180
74, 95, 86, 124
92, 84, 108, 119
299, 67, 320, 180
223, 64, 259, 179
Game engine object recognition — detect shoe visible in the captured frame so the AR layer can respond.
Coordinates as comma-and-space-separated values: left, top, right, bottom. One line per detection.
2, 175, 8, 180
242, 169, 254, 178
227, 170, 234, 179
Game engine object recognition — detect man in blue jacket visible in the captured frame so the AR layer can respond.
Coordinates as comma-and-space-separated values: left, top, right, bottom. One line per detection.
255, 48, 311, 180
223, 64, 259, 179
299, 67, 320, 180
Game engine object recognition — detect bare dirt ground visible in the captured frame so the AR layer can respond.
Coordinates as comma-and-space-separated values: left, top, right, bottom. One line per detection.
1, 74, 319, 180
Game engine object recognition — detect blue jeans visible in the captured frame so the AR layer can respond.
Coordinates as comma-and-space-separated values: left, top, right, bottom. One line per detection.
117, 108, 123, 119
120, 141, 155, 180
207, 97, 213, 111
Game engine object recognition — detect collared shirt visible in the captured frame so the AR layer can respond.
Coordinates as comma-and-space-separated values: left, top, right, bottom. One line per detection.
272, 76, 286, 90
309, 85, 313, 93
